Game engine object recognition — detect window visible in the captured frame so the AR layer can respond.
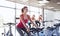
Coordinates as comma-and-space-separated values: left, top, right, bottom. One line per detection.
0, 7, 15, 23
0, 0, 15, 36
28, 6, 39, 12
44, 9, 55, 27
0, 0, 15, 8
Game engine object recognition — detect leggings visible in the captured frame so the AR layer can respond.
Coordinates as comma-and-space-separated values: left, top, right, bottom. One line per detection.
35, 20, 41, 27
17, 27, 31, 36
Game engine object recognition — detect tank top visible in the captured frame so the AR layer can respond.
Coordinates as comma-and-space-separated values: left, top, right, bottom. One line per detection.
17, 14, 29, 28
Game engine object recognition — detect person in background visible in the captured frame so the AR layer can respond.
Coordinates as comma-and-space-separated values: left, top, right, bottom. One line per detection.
33, 15, 43, 27
38, 15, 44, 27
31, 15, 35, 22
31, 15, 36, 28
16, 6, 38, 36
39, 15, 43, 22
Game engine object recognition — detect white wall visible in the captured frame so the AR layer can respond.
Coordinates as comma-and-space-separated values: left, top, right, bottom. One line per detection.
44, 9, 60, 28
44, 9, 55, 28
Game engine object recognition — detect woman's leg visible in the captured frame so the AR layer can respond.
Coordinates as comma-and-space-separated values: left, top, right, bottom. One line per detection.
22, 28, 31, 36
35, 21, 38, 26
38, 22, 41, 27
17, 28, 24, 36
35, 20, 41, 27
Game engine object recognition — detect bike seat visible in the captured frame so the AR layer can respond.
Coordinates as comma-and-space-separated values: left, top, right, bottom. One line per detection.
7, 23, 15, 26
54, 23, 60, 27
47, 27, 56, 31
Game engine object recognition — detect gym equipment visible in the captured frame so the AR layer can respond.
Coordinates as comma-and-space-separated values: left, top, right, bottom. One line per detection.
43, 20, 55, 36
16, 17, 20, 19
46, 26, 56, 36
53, 23, 60, 36
43, 20, 53, 23
45, 19, 60, 36
36, 28, 44, 36
54, 19, 60, 21
30, 27, 44, 36
29, 20, 45, 36
54, 19, 60, 36
30, 28, 37, 36
1, 26, 6, 36
4, 23, 15, 36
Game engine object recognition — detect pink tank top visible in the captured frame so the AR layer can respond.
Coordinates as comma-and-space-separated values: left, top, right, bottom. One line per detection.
17, 14, 28, 28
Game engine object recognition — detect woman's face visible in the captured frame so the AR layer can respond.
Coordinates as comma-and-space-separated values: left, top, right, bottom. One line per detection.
23, 8, 28, 14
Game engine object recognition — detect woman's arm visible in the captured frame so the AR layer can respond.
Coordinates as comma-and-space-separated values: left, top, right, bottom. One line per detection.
20, 15, 29, 29
39, 16, 43, 21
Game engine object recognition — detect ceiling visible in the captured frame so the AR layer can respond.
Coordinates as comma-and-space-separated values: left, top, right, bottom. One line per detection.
7, 0, 60, 11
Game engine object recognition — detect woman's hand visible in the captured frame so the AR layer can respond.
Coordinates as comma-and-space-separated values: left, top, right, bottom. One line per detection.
33, 24, 38, 28
27, 28, 30, 32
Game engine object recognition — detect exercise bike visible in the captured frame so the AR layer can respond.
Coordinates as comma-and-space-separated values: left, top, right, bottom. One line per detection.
5, 23, 15, 36
29, 21, 44, 36
43, 20, 56, 36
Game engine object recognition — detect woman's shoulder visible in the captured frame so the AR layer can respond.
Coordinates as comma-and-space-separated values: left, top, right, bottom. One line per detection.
20, 14, 24, 18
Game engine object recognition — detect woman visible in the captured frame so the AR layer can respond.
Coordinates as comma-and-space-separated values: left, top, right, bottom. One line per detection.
38, 15, 44, 27
39, 15, 43, 22
31, 15, 36, 28
16, 6, 37, 36
34, 15, 41, 27
31, 15, 35, 22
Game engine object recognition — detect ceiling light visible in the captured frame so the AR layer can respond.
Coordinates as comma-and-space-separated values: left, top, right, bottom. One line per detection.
47, 7, 54, 9
20, 0, 28, 2
39, 0, 49, 4
54, 9, 59, 10
57, 2, 60, 4
38, 3, 46, 6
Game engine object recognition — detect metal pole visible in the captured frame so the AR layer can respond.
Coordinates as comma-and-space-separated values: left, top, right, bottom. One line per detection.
42, 8, 45, 26
4, 27, 6, 36
15, 0, 16, 36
